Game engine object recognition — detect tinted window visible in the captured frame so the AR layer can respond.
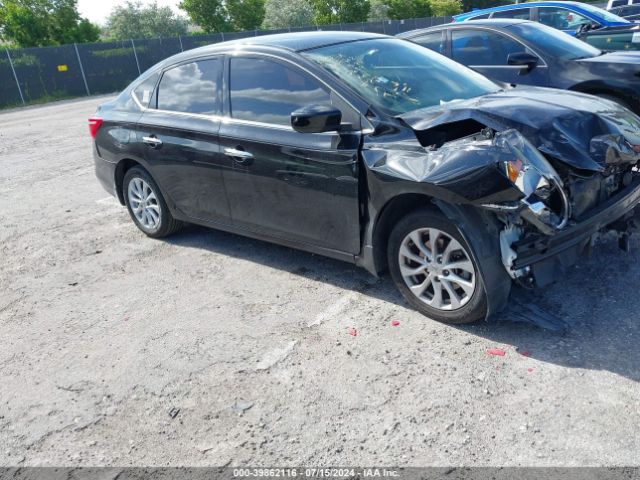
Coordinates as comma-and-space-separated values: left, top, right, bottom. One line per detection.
133, 72, 159, 108
303, 38, 500, 116
157, 58, 222, 115
538, 7, 591, 29
229, 57, 331, 126
491, 8, 530, 19
413, 32, 445, 54
452, 29, 528, 66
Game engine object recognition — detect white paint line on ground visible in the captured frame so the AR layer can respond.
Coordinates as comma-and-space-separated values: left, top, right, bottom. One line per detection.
255, 340, 297, 371
96, 196, 119, 206
307, 290, 359, 328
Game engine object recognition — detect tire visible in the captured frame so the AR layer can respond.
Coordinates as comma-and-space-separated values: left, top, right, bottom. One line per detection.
123, 166, 182, 238
387, 209, 487, 324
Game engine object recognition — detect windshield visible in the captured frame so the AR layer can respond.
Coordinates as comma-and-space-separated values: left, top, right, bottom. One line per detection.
302, 38, 501, 116
580, 3, 630, 23
509, 22, 601, 60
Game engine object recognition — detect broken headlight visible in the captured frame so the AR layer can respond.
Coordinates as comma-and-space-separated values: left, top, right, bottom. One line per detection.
486, 130, 571, 234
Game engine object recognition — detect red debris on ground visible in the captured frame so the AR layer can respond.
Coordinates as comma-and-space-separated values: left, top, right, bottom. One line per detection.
527, 368, 534, 373
391, 320, 400, 327
487, 348, 506, 357
348, 327, 357, 337
520, 351, 531, 357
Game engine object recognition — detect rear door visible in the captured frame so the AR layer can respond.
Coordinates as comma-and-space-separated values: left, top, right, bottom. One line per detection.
450, 28, 549, 86
219, 55, 362, 254
137, 56, 232, 223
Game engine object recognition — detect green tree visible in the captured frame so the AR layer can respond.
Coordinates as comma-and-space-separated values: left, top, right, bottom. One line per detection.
179, 0, 229, 32
0, 0, 99, 47
386, 0, 431, 19
179, 0, 265, 32
368, 0, 391, 21
262, 0, 314, 29
226, 0, 265, 30
311, 0, 370, 24
105, 1, 188, 40
429, 0, 462, 16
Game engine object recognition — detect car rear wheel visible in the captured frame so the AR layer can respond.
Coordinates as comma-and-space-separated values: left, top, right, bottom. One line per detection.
123, 167, 182, 238
388, 209, 487, 324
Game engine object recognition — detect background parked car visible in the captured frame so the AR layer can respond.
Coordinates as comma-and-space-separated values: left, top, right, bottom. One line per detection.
399, 19, 640, 113
454, 1, 640, 50
608, 3, 640, 20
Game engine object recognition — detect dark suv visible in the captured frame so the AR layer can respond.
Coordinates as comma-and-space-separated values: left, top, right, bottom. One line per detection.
91, 32, 640, 324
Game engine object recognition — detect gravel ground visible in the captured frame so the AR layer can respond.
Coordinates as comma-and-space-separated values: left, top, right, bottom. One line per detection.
0, 96, 639, 467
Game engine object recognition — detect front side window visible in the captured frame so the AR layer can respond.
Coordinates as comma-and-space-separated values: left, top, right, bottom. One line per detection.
413, 31, 445, 54
303, 38, 500, 116
538, 7, 592, 30
229, 57, 331, 126
452, 29, 529, 66
156, 58, 222, 115
491, 7, 530, 19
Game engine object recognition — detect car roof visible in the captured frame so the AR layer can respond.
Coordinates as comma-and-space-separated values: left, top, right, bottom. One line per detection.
154, 31, 388, 70
454, 1, 594, 19
398, 18, 532, 37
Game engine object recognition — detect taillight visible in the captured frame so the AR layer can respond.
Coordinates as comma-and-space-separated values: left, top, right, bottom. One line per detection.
88, 117, 103, 139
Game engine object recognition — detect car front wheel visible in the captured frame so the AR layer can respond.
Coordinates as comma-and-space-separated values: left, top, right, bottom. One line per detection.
123, 166, 182, 238
388, 209, 487, 324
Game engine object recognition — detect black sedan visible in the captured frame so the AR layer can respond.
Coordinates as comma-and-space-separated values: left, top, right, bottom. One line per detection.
399, 19, 640, 114
91, 31, 640, 325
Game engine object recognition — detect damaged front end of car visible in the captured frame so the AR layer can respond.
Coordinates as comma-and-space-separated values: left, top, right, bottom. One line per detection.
365, 123, 640, 295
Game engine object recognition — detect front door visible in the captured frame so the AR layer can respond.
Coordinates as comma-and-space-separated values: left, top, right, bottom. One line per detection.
219, 55, 362, 254
137, 56, 232, 223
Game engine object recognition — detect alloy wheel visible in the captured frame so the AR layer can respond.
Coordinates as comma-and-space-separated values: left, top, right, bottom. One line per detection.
127, 177, 161, 231
398, 227, 476, 311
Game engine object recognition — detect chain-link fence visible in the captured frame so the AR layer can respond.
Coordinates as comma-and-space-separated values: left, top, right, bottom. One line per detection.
0, 15, 452, 109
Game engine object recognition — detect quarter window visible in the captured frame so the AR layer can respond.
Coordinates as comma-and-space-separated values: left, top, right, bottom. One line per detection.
452, 29, 531, 66
229, 57, 331, 126
156, 58, 222, 115
413, 32, 445, 54
133, 72, 159, 108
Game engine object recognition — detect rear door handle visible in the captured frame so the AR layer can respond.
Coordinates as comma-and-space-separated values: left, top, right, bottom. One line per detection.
224, 147, 253, 160
142, 136, 163, 148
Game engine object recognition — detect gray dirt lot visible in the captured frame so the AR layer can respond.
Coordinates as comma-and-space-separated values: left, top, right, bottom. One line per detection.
0, 96, 639, 467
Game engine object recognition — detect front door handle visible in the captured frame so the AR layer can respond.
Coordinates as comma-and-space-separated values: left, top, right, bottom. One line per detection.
142, 136, 163, 148
224, 147, 254, 161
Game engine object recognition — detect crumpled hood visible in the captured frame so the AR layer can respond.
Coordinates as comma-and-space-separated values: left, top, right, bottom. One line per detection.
398, 86, 640, 172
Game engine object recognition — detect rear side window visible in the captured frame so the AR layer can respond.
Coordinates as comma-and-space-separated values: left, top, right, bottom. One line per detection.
491, 8, 530, 19
467, 13, 491, 19
133, 72, 159, 108
229, 57, 331, 126
413, 31, 445, 54
156, 58, 222, 115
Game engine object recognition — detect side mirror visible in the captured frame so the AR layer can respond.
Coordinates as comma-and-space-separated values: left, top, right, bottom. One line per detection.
291, 104, 342, 134
507, 51, 539, 74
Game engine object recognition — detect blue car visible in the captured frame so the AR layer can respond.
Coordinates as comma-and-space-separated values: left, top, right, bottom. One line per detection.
454, 2, 640, 49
